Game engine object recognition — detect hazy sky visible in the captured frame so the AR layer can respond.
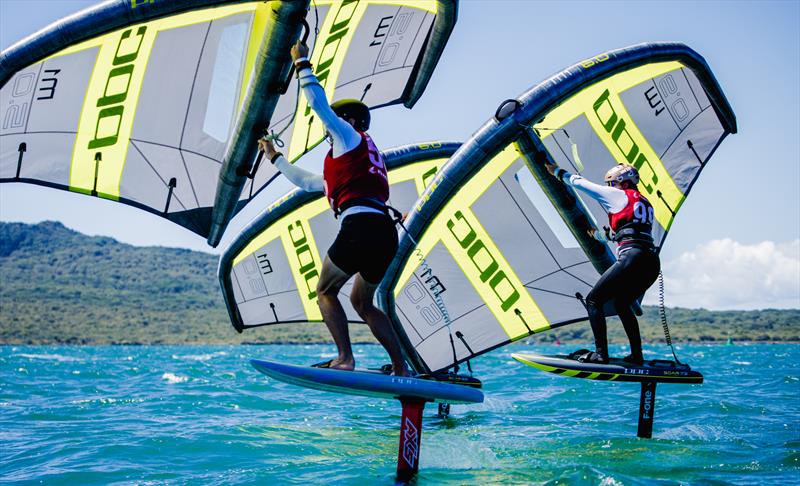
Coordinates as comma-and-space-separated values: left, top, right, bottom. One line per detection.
1, 0, 798, 310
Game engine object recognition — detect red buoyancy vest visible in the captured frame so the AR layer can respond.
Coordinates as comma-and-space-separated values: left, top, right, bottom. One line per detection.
608, 189, 654, 246
323, 132, 389, 213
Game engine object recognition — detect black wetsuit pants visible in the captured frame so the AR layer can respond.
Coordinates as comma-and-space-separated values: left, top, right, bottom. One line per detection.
585, 246, 660, 358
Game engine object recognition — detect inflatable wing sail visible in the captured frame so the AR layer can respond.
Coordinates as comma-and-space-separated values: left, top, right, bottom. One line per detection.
211, 0, 457, 245
0, 0, 458, 246
379, 43, 736, 374
219, 142, 459, 332
268, 0, 456, 163
0, 1, 306, 239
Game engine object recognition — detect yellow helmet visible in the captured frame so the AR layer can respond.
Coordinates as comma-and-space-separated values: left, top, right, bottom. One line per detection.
604, 164, 639, 186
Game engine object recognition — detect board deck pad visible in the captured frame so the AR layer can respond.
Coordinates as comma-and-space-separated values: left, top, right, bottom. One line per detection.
512, 352, 703, 384
250, 359, 484, 404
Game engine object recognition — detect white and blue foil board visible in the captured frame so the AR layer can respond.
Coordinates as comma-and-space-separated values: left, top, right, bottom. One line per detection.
250, 359, 484, 404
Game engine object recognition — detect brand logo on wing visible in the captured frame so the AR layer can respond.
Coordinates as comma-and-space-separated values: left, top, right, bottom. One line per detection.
592, 90, 658, 194
580, 53, 609, 69
88, 26, 147, 152
287, 220, 319, 301
304, 0, 358, 117
130, 0, 154, 8
289, 0, 360, 160
590, 83, 685, 231
592, 88, 663, 197
446, 210, 520, 312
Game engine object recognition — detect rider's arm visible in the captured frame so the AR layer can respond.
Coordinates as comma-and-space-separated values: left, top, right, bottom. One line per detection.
271, 153, 324, 193
295, 60, 361, 157
554, 168, 627, 213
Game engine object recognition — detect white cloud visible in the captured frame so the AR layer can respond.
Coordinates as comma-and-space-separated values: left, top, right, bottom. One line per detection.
642, 239, 800, 310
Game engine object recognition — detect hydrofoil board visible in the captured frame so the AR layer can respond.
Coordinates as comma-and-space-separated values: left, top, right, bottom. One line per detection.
251, 359, 484, 404
512, 352, 702, 384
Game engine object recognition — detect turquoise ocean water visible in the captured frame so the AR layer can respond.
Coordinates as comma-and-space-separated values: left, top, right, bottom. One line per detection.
2, 343, 798, 485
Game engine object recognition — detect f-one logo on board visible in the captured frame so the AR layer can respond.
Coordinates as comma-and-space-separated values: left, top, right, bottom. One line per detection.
446, 210, 520, 312
287, 220, 319, 301
592, 88, 661, 196
88, 26, 147, 151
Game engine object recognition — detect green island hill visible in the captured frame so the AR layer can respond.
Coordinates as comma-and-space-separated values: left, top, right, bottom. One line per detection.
1, 221, 797, 346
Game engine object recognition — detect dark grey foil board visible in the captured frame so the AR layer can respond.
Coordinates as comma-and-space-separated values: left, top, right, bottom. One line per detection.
513, 352, 703, 384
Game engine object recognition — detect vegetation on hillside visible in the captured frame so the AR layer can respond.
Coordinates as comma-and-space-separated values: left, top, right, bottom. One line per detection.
1, 222, 797, 345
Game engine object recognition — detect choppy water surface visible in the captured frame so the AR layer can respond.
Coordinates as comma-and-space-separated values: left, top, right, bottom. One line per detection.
1, 344, 798, 484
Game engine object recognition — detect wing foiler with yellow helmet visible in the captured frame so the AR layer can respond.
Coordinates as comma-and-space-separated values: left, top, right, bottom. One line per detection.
0, 0, 458, 247
378, 42, 735, 439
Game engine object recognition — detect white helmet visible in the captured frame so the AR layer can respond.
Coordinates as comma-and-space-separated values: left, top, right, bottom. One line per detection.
604, 164, 639, 186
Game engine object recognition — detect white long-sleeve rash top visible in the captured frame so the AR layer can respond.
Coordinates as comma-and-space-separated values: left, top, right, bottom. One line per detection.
271, 60, 361, 194
556, 168, 628, 215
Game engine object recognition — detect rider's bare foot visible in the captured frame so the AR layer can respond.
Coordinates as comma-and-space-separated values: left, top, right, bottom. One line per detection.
391, 363, 411, 377
329, 358, 355, 371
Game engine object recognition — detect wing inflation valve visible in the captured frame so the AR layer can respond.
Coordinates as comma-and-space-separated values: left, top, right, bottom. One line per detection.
495, 99, 521, 122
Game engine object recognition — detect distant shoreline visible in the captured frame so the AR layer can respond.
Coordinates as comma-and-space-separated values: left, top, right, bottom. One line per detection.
3, 222, 798, 347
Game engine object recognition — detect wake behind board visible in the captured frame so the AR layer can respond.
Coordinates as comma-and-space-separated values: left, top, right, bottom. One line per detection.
512, 352, 703, 384
250, 359, 484, 404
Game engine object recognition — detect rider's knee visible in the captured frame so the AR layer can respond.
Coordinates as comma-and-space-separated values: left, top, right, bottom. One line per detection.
316, 281, 338, 299
350, 292, 373, 317
613, 298, 632, 314
585, 297, 603, 317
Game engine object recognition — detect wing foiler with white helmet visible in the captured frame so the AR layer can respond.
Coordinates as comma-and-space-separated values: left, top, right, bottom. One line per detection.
545, 161, 660, 366
604, 163, 640, 186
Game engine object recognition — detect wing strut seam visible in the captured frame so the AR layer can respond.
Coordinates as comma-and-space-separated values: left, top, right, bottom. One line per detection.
129, 140, 188, 212
177, 20, 214, 208
524, 260, 591, 286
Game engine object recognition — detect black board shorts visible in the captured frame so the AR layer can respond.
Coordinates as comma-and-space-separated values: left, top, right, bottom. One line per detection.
327, 212, 398, 284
